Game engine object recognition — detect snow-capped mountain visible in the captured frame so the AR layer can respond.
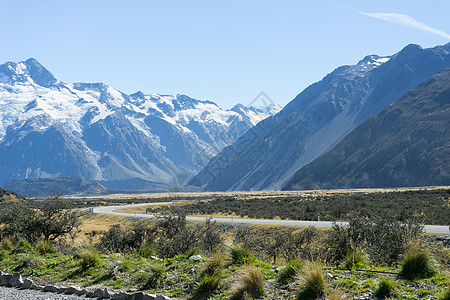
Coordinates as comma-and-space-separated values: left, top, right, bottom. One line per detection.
0, 58, 280, 188
190, 43, 450, 191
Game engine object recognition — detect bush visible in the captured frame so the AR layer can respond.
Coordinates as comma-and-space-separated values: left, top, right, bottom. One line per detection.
0, 238, 14, 251
78, 244, 102, 269
231, 266, 265, 299
13, 239, 35, 254
400, 249, 435, 280
344, 251, 365, 269
36, 239, 56, 254
231, 246, 253, 265
195, 273, 222, 295
98, 221, 154, 254
143, 264, 166, 289
373, 278, 393, 299
203, 252, 225, 276
278, 260, 303, 284
296, 267, 325, 300
439, 288, 450, 300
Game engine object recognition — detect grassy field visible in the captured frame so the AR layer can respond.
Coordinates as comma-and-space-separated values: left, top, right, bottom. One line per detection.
0, 187, 449, 299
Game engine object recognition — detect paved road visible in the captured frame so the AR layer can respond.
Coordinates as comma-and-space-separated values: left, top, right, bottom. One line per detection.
93, 202, 450, 234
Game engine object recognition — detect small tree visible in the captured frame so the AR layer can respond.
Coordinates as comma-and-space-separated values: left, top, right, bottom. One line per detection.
0, 195, 81, 242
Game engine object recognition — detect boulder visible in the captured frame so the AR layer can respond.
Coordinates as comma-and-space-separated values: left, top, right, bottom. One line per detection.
22, 278, 33, 289
44, 285, 60, 292
156, 295, 171, 300
189, 255, 203, 261
9, 273, 23, 287
0, 274, 12, 286
112, 291, 130, 300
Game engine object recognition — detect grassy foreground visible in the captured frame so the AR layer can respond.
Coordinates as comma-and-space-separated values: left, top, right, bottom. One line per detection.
0, 212, 449, 299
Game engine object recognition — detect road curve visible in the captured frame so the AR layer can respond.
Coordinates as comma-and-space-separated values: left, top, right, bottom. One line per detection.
93, 202, 450, 234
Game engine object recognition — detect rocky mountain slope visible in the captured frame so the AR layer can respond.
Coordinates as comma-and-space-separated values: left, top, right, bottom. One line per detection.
190, 43, 450, 191
0, 59, 280, 188
283, 69, 450, 190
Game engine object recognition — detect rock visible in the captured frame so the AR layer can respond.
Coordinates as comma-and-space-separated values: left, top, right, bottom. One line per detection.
31, 284, 44, 290
130, 292, 145, 300
9, 273, 23, 287
0, 274, 12, 286
326, 272, 334, 279
22, 278, 33, 289
65, 286, 81, 294
102, 288, 112, 298
156, 295, 171, 300
93, 288, 104, 297
112, 291, 130, 300
44, 285, 60, 292
76, 288, 88, 295
144, 294, 157, 300
189, 254, 203, 261
86, 291, 95, 298
150, 256, 162, 261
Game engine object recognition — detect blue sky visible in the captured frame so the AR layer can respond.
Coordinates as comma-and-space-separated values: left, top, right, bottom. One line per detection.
1, 0, 449, 108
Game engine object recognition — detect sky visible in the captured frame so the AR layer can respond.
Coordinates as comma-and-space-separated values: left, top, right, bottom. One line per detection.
1, 0, 450, 109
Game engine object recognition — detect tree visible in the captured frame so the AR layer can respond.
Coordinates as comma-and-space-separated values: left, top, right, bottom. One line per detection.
0, 195, 81, 242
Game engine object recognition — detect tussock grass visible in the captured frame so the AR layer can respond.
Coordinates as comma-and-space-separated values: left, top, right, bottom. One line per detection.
231, 246, 253, 265
344, 250, 365, 269
401, 249, 435, 280
296, 266, 325, 300
278, 260, 303, 284
374, 278, 394, 299
231, 266, 265, 299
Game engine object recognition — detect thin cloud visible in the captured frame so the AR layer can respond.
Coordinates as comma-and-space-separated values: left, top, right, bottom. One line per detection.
361, 12, 450, 40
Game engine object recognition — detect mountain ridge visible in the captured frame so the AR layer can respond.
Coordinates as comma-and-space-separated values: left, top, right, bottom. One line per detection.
190, 42, 450, 191
283, 68, 450, 190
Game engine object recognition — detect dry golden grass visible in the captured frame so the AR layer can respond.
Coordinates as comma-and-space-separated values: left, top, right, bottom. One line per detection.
65, 186, 450, 202
75, 213, 130, 243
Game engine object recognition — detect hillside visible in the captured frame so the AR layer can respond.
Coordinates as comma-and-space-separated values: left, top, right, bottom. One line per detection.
190, 43, 450, 191
283, 69, 450, 190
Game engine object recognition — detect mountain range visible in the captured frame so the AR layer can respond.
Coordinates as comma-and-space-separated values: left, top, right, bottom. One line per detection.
190, 43, 450, 191
283, 69, 450, 190
0, 59, 280, 189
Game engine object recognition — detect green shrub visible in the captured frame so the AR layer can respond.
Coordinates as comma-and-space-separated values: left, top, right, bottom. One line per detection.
1, 238, 14, 250
278, 260, 303, 284
231, 246, 253, 265
231, 266, 265, 299
400, 249, 435, 280
13, 239, 35, 253
138, 243, 155, 258
13, 255, 45, 272
203, 252, 225, 276
78, 245, 102, 269
373, 278, 393, 299
439, 287, 450, 300
36, 239, 56, 254
143, 264, 166, 289
195, 273, 222, 295
296, 267, 325, 300
344, 251, 365, 269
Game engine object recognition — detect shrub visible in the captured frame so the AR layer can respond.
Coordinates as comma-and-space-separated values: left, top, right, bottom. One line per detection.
195, 273, 222, 295
278, 260, 303, 284
13, 239, 35, 253
231, 246, 253, 265
143, 264, 166, 289
439, 288, 450, 300
0, 238, 14, 250
400, 249, 435, 280
344, 251, 365, 269
231, 266, 265, 299
296, 267, 325, 300
36, 239, 56, 254
203, 252, 225, 276
78, 245, 102, 269
373, 278, 393, 299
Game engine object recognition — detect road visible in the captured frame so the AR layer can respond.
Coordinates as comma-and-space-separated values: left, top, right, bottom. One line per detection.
92, 202, 450, 234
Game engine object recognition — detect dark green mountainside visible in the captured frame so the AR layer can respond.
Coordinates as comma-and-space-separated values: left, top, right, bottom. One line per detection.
3, 177, 107, 197
283, 69, 450, 190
